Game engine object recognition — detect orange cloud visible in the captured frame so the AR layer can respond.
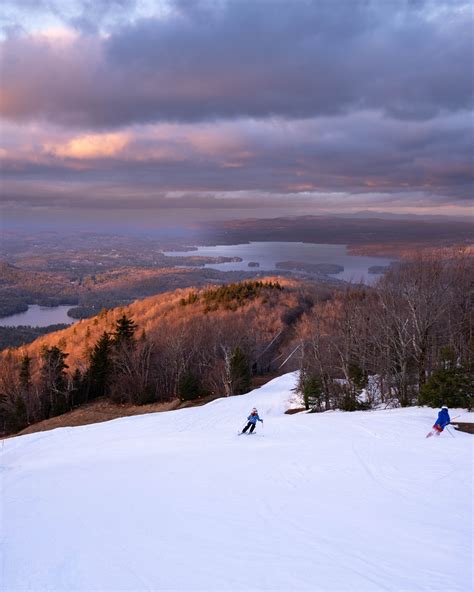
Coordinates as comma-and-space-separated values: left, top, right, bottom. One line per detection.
46, 132, 129, 159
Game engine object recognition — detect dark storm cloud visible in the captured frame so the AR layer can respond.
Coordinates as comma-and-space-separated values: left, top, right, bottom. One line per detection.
1, 0, 472, 127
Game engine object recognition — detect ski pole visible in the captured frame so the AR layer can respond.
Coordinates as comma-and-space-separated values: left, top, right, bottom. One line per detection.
446, 426, 455, 438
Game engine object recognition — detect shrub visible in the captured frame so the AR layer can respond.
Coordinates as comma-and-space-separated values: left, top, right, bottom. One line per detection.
179, 371, 202, 401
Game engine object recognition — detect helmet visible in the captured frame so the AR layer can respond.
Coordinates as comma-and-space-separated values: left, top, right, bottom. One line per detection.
441, 405, 448, 409
252, 408, 257, 412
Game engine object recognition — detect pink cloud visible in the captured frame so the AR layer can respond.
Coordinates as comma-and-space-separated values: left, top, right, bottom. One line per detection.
45, 132, 130, 159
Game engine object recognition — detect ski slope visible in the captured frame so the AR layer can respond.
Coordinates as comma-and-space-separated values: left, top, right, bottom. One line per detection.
1, 373, 472, 591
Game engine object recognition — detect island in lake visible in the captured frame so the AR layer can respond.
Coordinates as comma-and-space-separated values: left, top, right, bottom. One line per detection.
275, 261, 344, 275
368, 265, 390, 274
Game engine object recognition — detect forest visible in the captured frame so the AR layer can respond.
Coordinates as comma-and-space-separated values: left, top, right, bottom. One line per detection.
0, 251, 472, 436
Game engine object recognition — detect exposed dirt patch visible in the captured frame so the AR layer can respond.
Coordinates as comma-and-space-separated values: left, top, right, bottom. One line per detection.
13, 399, 182, 437
451, 422, 474, 435
7, 373, 279, 438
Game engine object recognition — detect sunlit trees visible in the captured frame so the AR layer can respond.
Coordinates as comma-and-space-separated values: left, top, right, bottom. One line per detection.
0, 263, 471, 436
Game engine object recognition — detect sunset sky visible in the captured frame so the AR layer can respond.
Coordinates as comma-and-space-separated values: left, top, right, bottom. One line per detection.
1, 0, 472, 231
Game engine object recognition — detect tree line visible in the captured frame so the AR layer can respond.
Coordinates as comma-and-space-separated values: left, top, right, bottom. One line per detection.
0, 281, 308, 434
297, 251, 473, 412
1, 255, 472, 435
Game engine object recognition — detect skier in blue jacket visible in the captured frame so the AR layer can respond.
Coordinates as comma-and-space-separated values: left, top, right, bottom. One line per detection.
241, 408, 263, 434
432, 406, 451, 436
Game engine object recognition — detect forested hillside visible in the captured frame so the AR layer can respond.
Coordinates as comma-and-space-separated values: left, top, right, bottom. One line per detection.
1, 250, 472, 436
0, 279, 325, 434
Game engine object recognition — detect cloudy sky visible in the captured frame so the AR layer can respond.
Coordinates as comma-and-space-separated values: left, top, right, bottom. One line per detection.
1, 0, 472, 230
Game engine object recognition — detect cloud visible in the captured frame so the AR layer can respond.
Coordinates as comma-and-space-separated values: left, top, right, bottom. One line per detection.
45, 132, 130, 159
1, 112, 471, 202
2, 180, 471, 224
1, 1, 472, 127
0, 0, 472, 224
0, 0, 143, 36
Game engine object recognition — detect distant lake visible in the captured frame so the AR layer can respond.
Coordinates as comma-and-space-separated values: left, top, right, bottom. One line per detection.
0, 305, 77, 328
163, 242, 394, 284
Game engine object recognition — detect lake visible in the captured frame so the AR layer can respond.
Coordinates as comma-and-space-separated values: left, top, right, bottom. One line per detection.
163, 242, 394, 284
0, 305, 77, 328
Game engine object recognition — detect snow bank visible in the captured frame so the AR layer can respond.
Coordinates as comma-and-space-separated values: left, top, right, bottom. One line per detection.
1, 373, 472, 591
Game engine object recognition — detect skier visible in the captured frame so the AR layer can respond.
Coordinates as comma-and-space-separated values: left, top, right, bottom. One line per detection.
426, 406, 451, 438
241, 407, 263, 434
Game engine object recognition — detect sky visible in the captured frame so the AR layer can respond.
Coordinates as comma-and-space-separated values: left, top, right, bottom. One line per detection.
0, 0, 473, 231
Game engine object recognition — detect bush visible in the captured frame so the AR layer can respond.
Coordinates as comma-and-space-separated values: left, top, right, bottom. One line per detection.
419, 366, 473, 410
179, 371, 202, 401
302, 375, 324, 411
230, 347, 252, 395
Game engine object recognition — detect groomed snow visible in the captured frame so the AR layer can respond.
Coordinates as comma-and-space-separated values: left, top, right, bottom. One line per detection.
1, 373, 472, 591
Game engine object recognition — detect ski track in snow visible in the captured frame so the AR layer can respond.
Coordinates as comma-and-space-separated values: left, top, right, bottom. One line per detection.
1, 372, 472, 591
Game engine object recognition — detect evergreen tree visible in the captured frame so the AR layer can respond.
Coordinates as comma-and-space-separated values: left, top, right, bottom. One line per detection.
349, 363, 368, 395
419, 366, 473, 409
230, 347, 252, 395
13, 395, 28, 431
18, 354, 32, 424
302, 374, 324, 411
419, 348, 473, 410
19, 354, 32, 393
70, 368, 86, 407
40, 346, 69, 418
339, 363, 370, 411
113, 315, 137, 348
88, 331, 113, 399
179, 370, 201, 401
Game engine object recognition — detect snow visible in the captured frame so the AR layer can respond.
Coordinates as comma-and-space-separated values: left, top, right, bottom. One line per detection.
1, 373, 473, 591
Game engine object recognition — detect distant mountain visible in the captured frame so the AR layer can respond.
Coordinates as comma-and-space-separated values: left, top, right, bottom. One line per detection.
202, 215, 473, 249
335, 210, 472, 222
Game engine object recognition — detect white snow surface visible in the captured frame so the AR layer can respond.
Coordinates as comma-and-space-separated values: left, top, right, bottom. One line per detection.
1, 373, 473, 592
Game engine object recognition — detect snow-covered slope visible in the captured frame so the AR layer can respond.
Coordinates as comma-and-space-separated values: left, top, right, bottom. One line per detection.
1, 373, 472, 591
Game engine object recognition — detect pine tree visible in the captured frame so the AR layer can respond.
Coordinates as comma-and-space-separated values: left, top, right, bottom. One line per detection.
40, 346, 69, 418
70, 368, 86, 407
419, 366, 473, 409
230, 347, 252, 395
88, 332, 113, 399
302, 374, 324, 411
113, 315, 137, 348
19, 354, 32, 393
179, 370, 201, 401
419, 347, 473, 410
16, 354, 32, 427
14, 395, 28, 431
349, 363, 368, 394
